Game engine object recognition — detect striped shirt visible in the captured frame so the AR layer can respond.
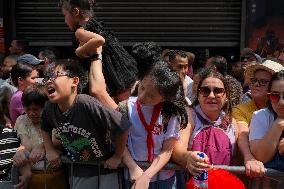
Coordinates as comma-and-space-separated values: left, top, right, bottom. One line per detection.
0, 125, 19, 181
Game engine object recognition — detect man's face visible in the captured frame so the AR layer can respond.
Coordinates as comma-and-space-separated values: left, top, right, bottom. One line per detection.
1, 57, 17, 79
9, 40, 20, 55
240, 54, 257, 70
170, 55, 189, 79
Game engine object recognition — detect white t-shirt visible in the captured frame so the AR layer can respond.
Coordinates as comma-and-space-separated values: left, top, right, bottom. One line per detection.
249, 108, 275, 141
127, 96, 180, 181
185, 75, 193, 100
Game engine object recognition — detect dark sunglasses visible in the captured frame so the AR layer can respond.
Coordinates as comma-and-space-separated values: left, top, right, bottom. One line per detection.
199, 86, 225, 97
250, 78, 270, 86
267, 92, 284, 103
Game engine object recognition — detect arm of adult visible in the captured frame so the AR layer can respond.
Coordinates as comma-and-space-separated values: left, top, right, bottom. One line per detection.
89, 58, 118, 109
104, 127, 129, 169
14, 164, 31, 189
41, 130, 61, 167
29, 143, 45, 164
236, 120, 265, 177
75, 28, 105, 58
171, 108, 210, 175
131, 137, 177, 189
278, 138, 284, 156
250, 114, 284, 163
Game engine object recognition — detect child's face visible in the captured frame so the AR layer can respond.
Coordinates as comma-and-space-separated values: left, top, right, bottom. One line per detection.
138, 75, 164, 105
44, 66, 77, 103
25, 104, 43, 125
62, 7, 78, 31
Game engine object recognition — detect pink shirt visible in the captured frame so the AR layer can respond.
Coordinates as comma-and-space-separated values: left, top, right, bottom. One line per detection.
9, 90, 24, 125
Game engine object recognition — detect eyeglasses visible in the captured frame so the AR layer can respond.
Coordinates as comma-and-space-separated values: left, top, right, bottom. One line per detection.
42, 72, 70, 84
241, 55, 256, 62
199, 86, 225, 97
267, 92, 284, 103
250, 78, 270, 86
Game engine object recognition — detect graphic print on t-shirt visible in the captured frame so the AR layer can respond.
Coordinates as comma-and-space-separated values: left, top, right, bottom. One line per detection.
54, 122, 103, 161
152, 124, 163, 135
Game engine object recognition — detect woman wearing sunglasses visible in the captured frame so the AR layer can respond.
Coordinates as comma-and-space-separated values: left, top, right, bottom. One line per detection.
249, 70, 284, 171
172, 71, 237, 176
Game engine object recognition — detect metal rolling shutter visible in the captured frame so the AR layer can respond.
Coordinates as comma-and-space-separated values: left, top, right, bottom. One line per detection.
15, 0, 241, 47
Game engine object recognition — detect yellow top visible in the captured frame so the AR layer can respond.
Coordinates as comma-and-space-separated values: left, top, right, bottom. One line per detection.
232, 100, 258, 125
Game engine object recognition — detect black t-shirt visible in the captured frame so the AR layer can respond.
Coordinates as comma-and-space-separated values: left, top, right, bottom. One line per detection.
41, 94, 131, 176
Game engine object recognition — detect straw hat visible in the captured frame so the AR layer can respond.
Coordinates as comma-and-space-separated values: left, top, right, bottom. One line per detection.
244, 60, 284, 85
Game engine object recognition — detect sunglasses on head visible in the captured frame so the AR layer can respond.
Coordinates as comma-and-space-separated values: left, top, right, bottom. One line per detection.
267, 92, 284, 103
199, 86, 225, 97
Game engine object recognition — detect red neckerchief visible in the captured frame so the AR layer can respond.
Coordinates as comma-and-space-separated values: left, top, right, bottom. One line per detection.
136, 99, 162, 162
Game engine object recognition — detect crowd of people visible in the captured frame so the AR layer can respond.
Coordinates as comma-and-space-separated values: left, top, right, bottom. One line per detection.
1, 0, 284, 189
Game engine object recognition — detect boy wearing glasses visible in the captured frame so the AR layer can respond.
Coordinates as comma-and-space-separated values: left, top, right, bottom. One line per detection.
40, 59, 131, 189
232, 60, 284, 178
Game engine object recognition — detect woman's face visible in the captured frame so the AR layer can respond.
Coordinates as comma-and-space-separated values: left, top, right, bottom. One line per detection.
25, 104, 43, 125
270, 80, 284, 118
249, 70, 272, 99
198, 77, 227, 116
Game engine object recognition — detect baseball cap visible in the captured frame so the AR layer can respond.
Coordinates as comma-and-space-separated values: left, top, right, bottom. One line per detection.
17, 54, 44, 66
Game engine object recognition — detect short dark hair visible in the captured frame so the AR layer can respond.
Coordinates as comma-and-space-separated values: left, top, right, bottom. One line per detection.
39, 47, 57, 62
11, 63, 35, 87
209, 56, 228, 76
131, 42, 162, 79
22, 83, 48, 108
58, 0, 95, 18
15, 39, 29, 53
55, 59, 88, 94
168, 50, 188, 63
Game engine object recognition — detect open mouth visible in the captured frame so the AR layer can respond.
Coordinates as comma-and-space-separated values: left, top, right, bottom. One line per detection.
47, 86, 56, 95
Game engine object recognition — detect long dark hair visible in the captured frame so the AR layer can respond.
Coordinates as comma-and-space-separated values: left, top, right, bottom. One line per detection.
267, 70, 284, 118
146, 61, 188, 130
192, 70, 232, 119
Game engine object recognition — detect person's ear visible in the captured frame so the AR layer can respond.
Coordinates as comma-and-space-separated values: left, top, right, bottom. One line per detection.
72, 76, 79, 87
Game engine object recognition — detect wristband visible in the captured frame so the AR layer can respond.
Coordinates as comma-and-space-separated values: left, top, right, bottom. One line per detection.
90, 53, 102, 61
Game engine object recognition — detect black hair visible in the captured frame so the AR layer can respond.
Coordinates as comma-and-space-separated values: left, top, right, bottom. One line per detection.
54, 59, 88, 94
147, 61, 188, 129
208, 56, 228, 76
267, 70, 284, 118
131, 42, 162, 79
15, 39, 29, 53
39, 47, 57, 62
22, 83, 48, 108
58, 0, 95, 18
168, 50, 188, 63
193, 70, 233, 119
10, 63, 35, 87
